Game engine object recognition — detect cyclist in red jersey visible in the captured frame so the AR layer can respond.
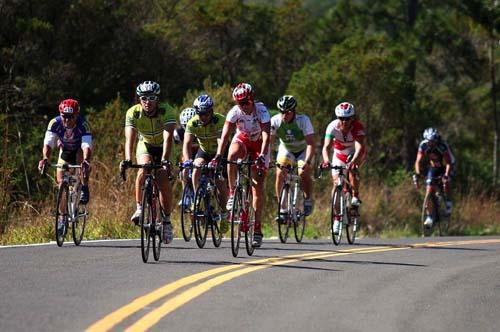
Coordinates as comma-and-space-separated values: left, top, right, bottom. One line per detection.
210, 83, 271, 247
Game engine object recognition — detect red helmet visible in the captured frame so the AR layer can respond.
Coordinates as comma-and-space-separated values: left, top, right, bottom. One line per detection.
232, 83, 254, 103
58, 99, 80, 115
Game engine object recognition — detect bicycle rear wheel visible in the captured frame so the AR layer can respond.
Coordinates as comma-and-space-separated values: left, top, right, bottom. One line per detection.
245, 191, 255, 256
55, 183, 69, 247
180, 184, 194, 242
210, 190, 223, 248
193, 187, 209, 248
331, 188, 343, 245
140, 186, 152, 263
230, 190, 243, 257
277, 184, 291, 243
293, 188, 306, 243
72, 202, 87, 246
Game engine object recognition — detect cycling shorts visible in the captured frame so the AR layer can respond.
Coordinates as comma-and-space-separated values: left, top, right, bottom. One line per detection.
231, 132, 270, 169
58, 149, 82, 165
276, 145, 307, 167
136, 140, 162, 164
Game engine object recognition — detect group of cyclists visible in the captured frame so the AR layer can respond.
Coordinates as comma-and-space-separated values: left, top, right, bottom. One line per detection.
38, 80, 456, 246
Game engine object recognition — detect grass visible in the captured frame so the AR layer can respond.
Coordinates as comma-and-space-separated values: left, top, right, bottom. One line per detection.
1, 163, 499, 245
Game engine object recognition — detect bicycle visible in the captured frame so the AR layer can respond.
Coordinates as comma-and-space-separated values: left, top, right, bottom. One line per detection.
226, 158, 262, 257
192, 164, 224, 248
319, 164, 359, 245
51, 164, 88, 247
178, 163, 195, 242
121, 163, 165, 263
415, 175, 450, 237
276, 163, 306, 243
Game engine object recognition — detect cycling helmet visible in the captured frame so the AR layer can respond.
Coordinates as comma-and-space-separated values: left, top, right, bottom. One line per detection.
277, 95, 297, 112
180, 107, 197, 128
136, 81, 160, 96
423, 127, 440, 141
335, 102, 355, 118
193, 94, 214, 114
232, 83, 254, 103
58, 99, 80, 115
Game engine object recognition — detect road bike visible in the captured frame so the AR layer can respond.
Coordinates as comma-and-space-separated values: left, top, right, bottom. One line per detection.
226, 159, 261, 257
319, 164, 359, 245
418, 176, 450, 237
52, 164, 88, 247
178, 163, 195, 242
121, 163, 165, 263
276, 164, 306, 243
192, 164, 224, 248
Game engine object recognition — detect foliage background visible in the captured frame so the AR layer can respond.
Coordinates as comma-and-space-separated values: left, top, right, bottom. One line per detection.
1, 0, 499, 243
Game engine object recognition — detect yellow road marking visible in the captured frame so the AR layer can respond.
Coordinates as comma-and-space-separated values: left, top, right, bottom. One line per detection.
87, 239, 500, 332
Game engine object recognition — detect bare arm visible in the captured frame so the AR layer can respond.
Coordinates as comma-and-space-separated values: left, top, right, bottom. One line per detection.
124, 126, 137, 161
182, 133, 195, 162
414, 152, 423, 175
351, 136, 365, 166
42, 145, 52, 160
216, 121, 235, 156
304, 134, 315, 165
322, 136, 332, 163
260, 122, 271, 156
162, 123, 176, 161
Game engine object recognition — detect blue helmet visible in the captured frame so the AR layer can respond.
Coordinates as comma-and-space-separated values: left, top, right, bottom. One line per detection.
193, 94, 214, 114
423, 127, 440, 141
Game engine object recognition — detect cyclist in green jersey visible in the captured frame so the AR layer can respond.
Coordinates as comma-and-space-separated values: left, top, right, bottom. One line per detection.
271, 95, 315, 216
119, 81, 177, 244
183, 95, 228, 212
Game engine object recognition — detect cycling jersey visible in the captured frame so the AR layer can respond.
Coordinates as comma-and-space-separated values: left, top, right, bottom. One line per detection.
185, 113, 224, 155
226, 102, 270, 141
270, 113, 314, 153
325, 119, 366, 163
417, 139, 454, 168
44, 115, 92, 151
125, 104, 176, 146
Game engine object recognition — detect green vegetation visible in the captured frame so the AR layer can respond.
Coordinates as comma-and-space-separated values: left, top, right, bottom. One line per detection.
1, 0, 499, 244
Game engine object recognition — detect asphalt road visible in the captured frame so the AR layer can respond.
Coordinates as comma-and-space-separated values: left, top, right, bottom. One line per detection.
0, 236, 499, 332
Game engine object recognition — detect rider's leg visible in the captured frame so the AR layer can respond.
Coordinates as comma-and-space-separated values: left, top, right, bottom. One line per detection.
275, 166, 287, 203
298, 163, 313, 200
226, 142, 246, 211
192, 157, 206, 193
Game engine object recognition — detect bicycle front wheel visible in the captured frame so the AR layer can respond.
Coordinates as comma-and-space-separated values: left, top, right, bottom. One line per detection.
193, 187, 209, 248
180, 184, 194, 242
210, 190, 223, 248
245, 191, 255, 256
277, 184, 291, 243
55, 182, 69, 247
346, 207, 358, 244
437, 194, 450, 236
293, 188, 306, 243
140, 187, 152, 263
331, 188, 343, 245
72, 202, 87, 246
152, 199, 163, 262
421, 191, 435, 237
230, 190, 243, 257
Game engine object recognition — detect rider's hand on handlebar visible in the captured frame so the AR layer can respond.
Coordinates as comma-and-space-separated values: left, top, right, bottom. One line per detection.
181, 159, 193, 169
256, 154, 266, 166
320, 161, 330, 169
208, 155, 221, 169
412, 173, 420, 188
120, 159, 131, 171
38, 159, 48, 175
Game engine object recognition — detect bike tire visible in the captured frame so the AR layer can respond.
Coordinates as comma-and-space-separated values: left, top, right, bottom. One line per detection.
346, 207, 358, 244
140, 184, 152, 263
55, 182, 69, 247
230, 190, 242, 257
245, 190, 255, 256
193, 186, 209, 248
210, 190, 223, 248
72, 202, 87, 246
421, 191, 435, 237
277, 184, 291, 243
152, 199, 163, 261
180, 184, 194, 242
331, 188, 343, 245
293, 188, 306, 243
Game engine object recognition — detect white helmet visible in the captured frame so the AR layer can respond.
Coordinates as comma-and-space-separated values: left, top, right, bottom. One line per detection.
136, 81, 160, 96
180, 107, 196, 128
335, 102, 355, 118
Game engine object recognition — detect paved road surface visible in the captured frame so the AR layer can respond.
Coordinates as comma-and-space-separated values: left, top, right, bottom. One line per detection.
0, 236, 499, 332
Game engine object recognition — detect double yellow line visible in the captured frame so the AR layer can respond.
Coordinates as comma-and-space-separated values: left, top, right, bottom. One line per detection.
86, 239, 500, 332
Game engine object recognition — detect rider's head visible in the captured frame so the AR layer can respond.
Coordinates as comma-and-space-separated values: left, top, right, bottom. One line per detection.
193, 94, 214, 125
423, 127, 440, 145
179, 107, 197, 129
277, 95, 297, 123
136, 81, 160, 114
232, 83, 254, 113
58, 99, 79, 127
335, 102, 355, 128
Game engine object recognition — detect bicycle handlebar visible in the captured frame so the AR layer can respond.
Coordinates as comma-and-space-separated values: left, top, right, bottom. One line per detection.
120, 163, 164, 181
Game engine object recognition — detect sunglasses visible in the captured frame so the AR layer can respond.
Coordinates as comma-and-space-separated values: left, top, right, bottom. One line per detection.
338, 117, 353, 121
238, 99, 251, 106
198, 111, 211, 117
62, 114, 75, 119
279, 109, 294, 114
139, 95, 158, 102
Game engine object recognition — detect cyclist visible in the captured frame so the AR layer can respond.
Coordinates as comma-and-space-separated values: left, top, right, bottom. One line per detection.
38, 99, 92, 233
414, 127, 454, 227
210, 83, 271, 247
119, 81, 177, 244
183, 95, 228, 227
271, 95, 315, 218
321, 102, 366, 235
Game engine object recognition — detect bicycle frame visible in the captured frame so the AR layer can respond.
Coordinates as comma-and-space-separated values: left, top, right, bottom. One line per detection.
422, 176, 449, 236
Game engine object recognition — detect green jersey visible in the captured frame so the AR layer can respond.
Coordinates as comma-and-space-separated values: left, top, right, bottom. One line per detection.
125, 103, 177, 146
185, 113, 224, 154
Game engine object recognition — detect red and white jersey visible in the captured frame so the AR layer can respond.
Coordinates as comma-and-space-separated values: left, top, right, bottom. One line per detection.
226, 102, 270, 141
324, 119, 366, 163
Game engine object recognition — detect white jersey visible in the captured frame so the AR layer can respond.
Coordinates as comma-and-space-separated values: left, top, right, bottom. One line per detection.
226, 102, 270, 141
